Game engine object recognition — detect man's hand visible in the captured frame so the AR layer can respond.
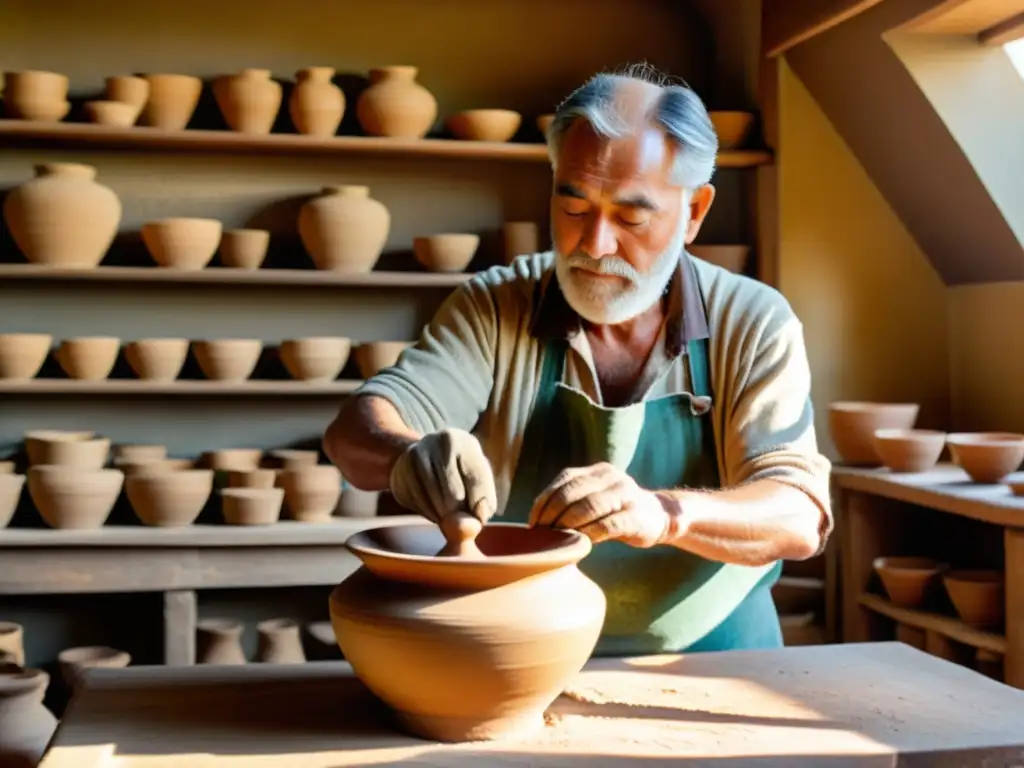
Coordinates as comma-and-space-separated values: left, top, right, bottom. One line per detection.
528, 463, 671, 547
389, 428, 498, 524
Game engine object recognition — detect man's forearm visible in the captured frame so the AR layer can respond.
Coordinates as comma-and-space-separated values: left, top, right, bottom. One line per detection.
656, 479, 825, 566
323, 395, 421, 491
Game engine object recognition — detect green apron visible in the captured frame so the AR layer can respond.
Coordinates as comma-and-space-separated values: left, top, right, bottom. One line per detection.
502, 309, 783, 656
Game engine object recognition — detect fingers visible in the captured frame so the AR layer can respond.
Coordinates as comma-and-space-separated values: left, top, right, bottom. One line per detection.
528, 463, 618, 528
459, 451, 498, 522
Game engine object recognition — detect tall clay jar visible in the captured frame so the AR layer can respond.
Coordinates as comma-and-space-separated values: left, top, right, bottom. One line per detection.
298, 186, 390, 273
213, 69, 282, 135
3, 163, 122, 268
289, 67, 345, 137
356, 66, 437, 139
196, 619, 246, 665
0, 668, 58, 767
257, 619, 306, 664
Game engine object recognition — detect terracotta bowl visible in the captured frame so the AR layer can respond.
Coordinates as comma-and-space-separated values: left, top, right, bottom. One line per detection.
203, 449, 263, 472
228, 469, 278, 489
0, 333, 52, 380
126, 468, 214, 527
946, 433, 1024, 484
412, 234, 479, 273
56, 336, 120, 381
710, 111, 755, 149
24, 432, 109, 469
118, 458, 195, 476
219, 229, 270, 269
687, 245, 750, 274
220, 487, 284, 526
124, 338, 189, 381
943, 570, 1004, 629
872, 429, 947, 473
537, 113, 554, 137
192, 339, 263, 382
0, 474, 26, 529
873, 556, 947, 608
353, 341, 413, 378
447, 109, 522, 142
279, 465, 342, 522
4, 70, 70, 121
83, 100, 137, 127
828, 402, 920, 465
112, 444, 167, 464
27, 466, 124, 529
278, 337, 351, 382
267, 449, 320, 470
58, 645, 131, 688
141, 218, 223, 270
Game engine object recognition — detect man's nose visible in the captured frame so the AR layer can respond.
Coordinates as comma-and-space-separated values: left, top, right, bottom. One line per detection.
580, 214, 617, 260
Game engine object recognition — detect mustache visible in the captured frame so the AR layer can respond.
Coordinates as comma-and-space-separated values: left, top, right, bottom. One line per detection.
560, 251, 640, 282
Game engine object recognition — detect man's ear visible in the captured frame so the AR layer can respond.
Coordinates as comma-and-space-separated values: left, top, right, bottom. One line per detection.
684, 184, 716, 244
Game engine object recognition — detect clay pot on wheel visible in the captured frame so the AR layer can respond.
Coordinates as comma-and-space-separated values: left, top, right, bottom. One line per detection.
0, 669, 57, 767
298, 186, 390, 273
356, 66, 437, 139
197, 619, 246, 665
828, 402, 919, 465
289, 67, 345, 137
330, 522, 605, 742
213, 69, 282, 135
58, 646, 131, 690
0, 334, 52, 381
257, 619, 306, 664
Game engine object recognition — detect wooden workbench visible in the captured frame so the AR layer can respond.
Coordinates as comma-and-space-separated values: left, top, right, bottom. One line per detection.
39, 642, 1024, 766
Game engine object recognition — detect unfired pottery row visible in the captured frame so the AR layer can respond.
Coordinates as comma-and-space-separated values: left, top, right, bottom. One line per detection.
197, 617, 317, 665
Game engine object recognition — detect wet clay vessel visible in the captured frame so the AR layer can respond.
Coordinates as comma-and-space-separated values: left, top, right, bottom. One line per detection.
329, 520, 606, 742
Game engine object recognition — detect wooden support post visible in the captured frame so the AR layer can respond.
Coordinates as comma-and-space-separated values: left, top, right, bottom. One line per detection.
840, 489, 888, 642
163, 589, 197, 666
1004, 528, 1024, 687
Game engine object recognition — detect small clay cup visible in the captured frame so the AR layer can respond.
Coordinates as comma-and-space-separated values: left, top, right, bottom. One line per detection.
125, 338, 189, 381
412, 234, 479, 273
709, 111, 755, 149
141, 218, 223, 270
126, 469, 214, 527
0, 333, 52, 380
947, 433, 1024, 484
829, 402, 919, 465
84, 100, 138, 127
0, 622, 25, 667
56, 337, 121, 381
267, 449, 319, 470
943, 570, 1004, 629
227, 469, 277, 489
192, 339, 263, 382
257, 618, 306, 664
279, 465, 342, 522
873, 556, 947, 608
219, 229, 270, 269
24, 432, 109, 469
873, 429, 947, 473
446, 109, 521, 142
278, 337, 351, 383
220, 487, 284, 526
113, 444, 167, 464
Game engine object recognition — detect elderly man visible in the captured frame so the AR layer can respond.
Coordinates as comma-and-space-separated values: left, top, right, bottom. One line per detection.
324, 65, 832, 656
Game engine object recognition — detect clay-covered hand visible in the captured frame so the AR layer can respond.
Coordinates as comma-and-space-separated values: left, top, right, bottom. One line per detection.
528, 462, 670, 547
389, 428, 498, 524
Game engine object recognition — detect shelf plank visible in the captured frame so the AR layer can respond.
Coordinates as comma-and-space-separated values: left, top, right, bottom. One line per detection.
833, 463, 1024, 528
858, 592, 1007, 654
0, 120, 774, 167
0, 379, 364, 396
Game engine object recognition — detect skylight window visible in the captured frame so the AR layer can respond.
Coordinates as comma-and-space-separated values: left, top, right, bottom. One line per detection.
1007, 38, 1024, 79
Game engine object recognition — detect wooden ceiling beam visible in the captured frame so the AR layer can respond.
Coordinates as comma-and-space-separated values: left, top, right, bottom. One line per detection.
978, 11, 1024, 45
762, 0, 887, 57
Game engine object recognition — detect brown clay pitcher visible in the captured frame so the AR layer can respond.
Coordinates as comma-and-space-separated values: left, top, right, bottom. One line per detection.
289, 67, 345, 137
356, 66, 437, 139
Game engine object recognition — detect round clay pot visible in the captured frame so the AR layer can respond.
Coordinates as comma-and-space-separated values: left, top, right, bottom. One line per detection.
192, 339, 262, 382
289, 67, 345, 137
278, 337, 351, 382
537, 114, 554, 137
947, 433, 1024, 484
113, 444, 167, 464
27, 466, 123, 529
126, 468, 214, 527
56, 336, 121, 381
213, 68, 282, 135
227, 469, 277, 489
943, 570, 1004, 629
0, 474, 25, 529
125, 338, 189, 381
873, 429, 947, 473
257, 619, 306, 664
0, 669, 57, 767
353, 341, 412, 378
267, 449, 319, 470
24, 432, 110, 469
119, 458, 195, 476
0, 623, 25, 668
447, 109, 521, 142
84, 100, 138, 127
219, 229, 270, 269
412, 234, 479, 273
356, 66, 437, 139
298, 186, 390, 273
4, 163, 122, 268
140, 74, 202, 130
828, 402, 920, 465
2, 70, 70, 121
58, 646, 131, 690
203, 449, 263, 472
0, 333, 52, 380
338, 484, 380, 518
197, 619, 246, 665
279, 465, 341, 522
142, 217, 223, 270
687, 245, 751, 274
221, 487, 283, 526
105, 76, 149, 120
330, 522, 605, 742
873, 556, 947, 608
710, 111, 755, 149
502, 221, 540, 264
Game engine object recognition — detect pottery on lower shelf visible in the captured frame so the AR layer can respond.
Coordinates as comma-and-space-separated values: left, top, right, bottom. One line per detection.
298, 186, 391, 273
142, 217, 223, 270
0, 668, 57, 767
58, 645, 131, 690
197, 619, 246, 665
289, 66, 345, 137
413, 234, 479, 273
353, 341, 413, 378
873, 556, 947, 608
0, 333, 52, 380
279, 465, 342, 522
227, 469, 277, 489
257, 619, 306, 664
330, 521, 605, 742
0, 474, 25, 529
126, 468, 214, 527
4, 163, 122, 268
943, 570, 1004, 629
24, 431, 110, 469
104, 76, 149, 121
125, 338, 190, 381
192, 339, 263, 382
0, 623, 25, 668
112, 444, 167, 464
828, 401, 920, 465
56, 336, 121, 381
2, 70, 69, 122
267, 449, 320, 470
221, 487, 284, 525
84, 100, 138, 127
140, 74, 202, 130
709, 110, 755, 149
278, 337, 351, 382
203, 448, 263, 472
219, 229, 270, 269
213, 69, 282, 135
447, 109, 521, 142
502, 221, 540, 264
688, 245, 750, 274
946, 433, 1024, 484
872, 429, 947, 473
356, 66, 437, 139
27, 466, 124, 529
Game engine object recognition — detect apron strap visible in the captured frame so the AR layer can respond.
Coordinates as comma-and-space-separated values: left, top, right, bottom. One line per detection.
687, 337, 712, 398
512, 338, 569, 504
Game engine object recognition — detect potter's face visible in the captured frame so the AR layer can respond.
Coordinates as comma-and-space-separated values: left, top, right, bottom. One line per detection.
550, 121, 714, 325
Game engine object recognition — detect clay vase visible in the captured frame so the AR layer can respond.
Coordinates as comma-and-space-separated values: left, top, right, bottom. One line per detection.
0, 669, 57, 767
330, 522, 605, 742
298, 186, 390, 273
58, 646, 131, 690
0, 623, 25, 668
196, 619, 246, 665
213, 69, 282, 135
356, 66, 437, 139
3, 163, 122, 268
289, 67, 345, 137
257, 619, 306, 664
0, 474, 25, 530
140, 74, 202, 130
2, 70, 70, 122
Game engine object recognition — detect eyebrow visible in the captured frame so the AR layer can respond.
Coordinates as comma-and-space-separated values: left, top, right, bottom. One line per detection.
554, 183, 660, 212
554, 183, 587, 200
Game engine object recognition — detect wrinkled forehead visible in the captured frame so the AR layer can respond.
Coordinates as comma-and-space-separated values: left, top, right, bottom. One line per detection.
555, 119, 679, 191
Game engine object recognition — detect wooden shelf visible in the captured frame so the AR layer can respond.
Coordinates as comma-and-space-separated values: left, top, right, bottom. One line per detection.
858, 592, 1007, 655
0, 120, 775, 167
0, 379, 363, 396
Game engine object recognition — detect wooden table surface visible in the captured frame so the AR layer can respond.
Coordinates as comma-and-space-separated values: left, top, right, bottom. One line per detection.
40, 642, 1024, 767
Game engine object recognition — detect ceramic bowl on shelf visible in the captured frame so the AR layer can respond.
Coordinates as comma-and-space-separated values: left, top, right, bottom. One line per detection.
709, 110, 755, 149
139, 74, 202, 131
112, 444, 167, 465
946, 432, 1024, 484
279, 465, 342, 522
227, 469, 277, 489
125, 468, 214, 527
942, 570, 1004, 629
56, 336, 121, 381
124, 338, 189, 381
83, 100, 138, 127
203, 448, 263, 472
0, 333, 52, 381
687, 245, 750, 274
220, 487, 284, 526
412, 234, 479, 273
352, 341, 413, 378
118, 458, 195, 476
58, 646, 131, 689
0, 474, 26, 529
872, 556, 948, 608
278, 337, 351, 383
141, 218, 223, 270
27, 466, 124, 529
219, 229, 270, 269
267, 449, 320, 470
872, 429, 947, 473
446, 109, 522, 142
828, 402, 920, 465
24, 432, 109, 469
192, 339, 263, 382
3, 70, 70, 122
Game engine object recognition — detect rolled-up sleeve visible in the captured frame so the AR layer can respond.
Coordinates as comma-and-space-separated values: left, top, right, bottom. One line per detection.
353, 275, 498, 436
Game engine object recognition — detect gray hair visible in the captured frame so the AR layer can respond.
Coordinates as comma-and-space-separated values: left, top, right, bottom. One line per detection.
546, 63, 718, 189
